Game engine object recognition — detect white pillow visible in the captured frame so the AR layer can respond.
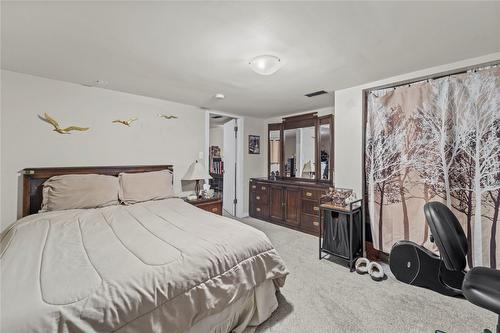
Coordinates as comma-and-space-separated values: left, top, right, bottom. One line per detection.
118, 170, 174, 205
41, 174, 119, 212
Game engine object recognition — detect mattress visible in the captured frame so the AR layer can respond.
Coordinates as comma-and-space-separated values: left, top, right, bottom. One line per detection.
0, 198, 288, 332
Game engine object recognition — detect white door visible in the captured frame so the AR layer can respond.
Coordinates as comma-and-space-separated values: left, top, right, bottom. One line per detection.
223, 119, 237, 216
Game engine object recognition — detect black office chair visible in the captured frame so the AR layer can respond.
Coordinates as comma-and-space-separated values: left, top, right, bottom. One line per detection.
424, 202, 500, 333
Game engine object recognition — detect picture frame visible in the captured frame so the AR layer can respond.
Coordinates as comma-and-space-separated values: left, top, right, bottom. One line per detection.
248, 135, 260, 154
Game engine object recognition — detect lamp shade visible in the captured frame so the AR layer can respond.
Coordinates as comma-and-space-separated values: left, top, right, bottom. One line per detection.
302, 160, 313, 173
270, 140, 280, 163
182, 160, 212, 181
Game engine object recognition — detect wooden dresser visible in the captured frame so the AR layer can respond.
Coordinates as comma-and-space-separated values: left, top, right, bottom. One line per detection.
249, 178, 330, 235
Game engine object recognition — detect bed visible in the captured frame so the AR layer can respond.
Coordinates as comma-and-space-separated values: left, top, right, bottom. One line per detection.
1, 165, 288, 333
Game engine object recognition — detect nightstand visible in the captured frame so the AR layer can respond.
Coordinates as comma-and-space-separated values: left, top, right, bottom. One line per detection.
185, 196, 223, 215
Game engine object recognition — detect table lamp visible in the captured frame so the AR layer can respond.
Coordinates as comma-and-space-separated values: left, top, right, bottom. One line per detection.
302, 160, 314, 179
182, 160, 212, 198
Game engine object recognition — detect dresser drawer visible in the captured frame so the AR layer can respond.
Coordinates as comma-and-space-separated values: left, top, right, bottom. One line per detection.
248, 178, 332, 236
301, 213, 320, 233
251, 191, 269, 204
252, 204, 269, 218
250, 182, 269, 194
302, 199, 320, 216
302, 189, 323, 200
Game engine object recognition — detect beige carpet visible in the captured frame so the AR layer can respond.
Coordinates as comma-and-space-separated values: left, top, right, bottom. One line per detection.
238, 217, 496, 333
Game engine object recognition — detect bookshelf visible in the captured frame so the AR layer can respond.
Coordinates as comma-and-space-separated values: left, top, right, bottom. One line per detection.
209, 146, 223, 193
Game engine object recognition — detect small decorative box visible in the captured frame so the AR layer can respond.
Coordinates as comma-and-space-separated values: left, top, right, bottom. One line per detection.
321, 187, 354, 207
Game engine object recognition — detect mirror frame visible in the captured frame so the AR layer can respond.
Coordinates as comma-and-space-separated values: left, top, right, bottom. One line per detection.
318, 114, 334, 183
267, 112, 333, 183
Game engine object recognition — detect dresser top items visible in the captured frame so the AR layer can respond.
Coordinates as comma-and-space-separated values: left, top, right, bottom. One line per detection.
250, 177, 332, 189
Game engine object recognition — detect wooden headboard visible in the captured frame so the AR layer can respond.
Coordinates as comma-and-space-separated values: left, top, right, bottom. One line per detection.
22, 165, 174, 217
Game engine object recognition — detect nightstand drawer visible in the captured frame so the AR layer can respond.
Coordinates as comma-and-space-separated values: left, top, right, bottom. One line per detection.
188, 199, 223, 215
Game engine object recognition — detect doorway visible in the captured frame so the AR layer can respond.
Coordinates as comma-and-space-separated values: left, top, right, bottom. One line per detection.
206, 111, 244, 217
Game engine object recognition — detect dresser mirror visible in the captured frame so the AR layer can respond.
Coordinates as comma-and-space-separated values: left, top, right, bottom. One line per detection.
319, 120, 332, 180
283, 127, 316, 179
268, 112, 333, 182
269, 127, 281, 177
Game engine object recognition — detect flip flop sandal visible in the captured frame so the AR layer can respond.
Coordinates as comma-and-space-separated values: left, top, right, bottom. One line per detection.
355, 257, 370, 275
368, 261, 385, 281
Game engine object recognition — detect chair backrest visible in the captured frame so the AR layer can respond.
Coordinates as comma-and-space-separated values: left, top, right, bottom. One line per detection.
424, 202, 468, 271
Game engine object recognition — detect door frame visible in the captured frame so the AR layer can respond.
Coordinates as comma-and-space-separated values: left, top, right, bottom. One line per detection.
204, 110, 245, 218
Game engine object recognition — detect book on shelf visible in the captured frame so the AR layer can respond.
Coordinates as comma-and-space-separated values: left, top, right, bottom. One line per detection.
209, 146, 224, 175
210, 160, 223, 175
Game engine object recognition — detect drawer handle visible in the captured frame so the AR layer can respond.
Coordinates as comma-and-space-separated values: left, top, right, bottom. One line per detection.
256, 207, 261, 212
305, 192, 312, 197
256, 196, 260, 200
313, 221, 319, 226
313, 206, 319, 211
252, 185, 256, 189
261, 186, 266, 190
211, 207, 218, 213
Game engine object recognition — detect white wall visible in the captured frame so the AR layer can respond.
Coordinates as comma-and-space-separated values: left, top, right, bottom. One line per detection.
6, 53, 496, 228
209, 126, 224, 154
334, 52, 500, 196
242, 116, 267, 215
1, 70, 205, 230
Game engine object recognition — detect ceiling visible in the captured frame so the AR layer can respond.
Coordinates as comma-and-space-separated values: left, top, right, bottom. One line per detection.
2, 1, 499, 118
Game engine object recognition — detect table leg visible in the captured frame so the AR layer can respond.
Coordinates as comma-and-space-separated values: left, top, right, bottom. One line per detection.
349, 212, 353, 272
319, 208, 322, 260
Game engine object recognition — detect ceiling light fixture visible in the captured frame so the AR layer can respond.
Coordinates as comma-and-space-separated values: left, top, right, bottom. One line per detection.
81, 79, 109, 87
94, 80, 108, 86
249, 55, 281, 75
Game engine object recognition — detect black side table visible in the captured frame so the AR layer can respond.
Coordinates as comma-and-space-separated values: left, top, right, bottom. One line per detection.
319, 199, 363, 271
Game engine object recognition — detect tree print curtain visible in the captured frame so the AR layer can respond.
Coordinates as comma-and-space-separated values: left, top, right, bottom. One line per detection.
365, 66, 500, 269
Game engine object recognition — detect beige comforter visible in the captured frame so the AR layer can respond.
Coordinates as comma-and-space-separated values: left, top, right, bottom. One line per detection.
0, 198, 288, 332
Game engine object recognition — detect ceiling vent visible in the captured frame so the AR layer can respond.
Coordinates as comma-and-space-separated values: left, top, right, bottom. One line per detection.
305, 90, 328, 98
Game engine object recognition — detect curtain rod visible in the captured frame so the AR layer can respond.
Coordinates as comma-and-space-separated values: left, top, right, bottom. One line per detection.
367, 60, 500, 93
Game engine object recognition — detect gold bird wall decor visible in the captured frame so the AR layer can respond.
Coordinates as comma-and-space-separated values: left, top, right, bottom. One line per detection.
39, 113, 90, 134
158, 114, 178, 119
112, 117, 138, 126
